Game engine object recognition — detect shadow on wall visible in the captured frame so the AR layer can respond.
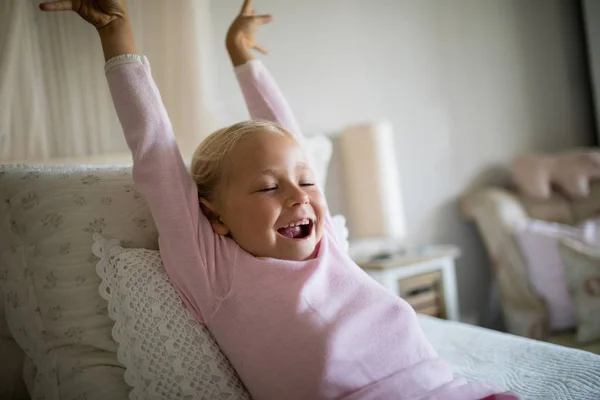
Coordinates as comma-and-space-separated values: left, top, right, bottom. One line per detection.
509, 0, 597, 150
467, 165, 513, 190
414, 165, 513, 329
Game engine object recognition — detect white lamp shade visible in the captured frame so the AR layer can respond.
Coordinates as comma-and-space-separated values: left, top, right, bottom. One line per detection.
339, 121, 406, 242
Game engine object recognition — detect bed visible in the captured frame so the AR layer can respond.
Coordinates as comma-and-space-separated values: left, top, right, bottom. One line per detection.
420, 315, 600, 399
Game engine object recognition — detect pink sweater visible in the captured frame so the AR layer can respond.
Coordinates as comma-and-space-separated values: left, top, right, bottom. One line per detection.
105, 55, 512, 400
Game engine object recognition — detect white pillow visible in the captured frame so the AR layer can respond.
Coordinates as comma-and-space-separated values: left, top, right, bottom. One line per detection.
91, 234, 251, 400
330, 215, 350, 253
90, 216, 349, 400
303, 135, 333, 188
580, 217, 600, 247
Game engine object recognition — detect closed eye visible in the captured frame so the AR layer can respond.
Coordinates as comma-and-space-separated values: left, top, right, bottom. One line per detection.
258, 186, 277, 192
300, 183, 315, 187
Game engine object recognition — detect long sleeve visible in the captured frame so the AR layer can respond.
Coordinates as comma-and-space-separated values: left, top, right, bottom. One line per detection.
105, 55, 211, 321
235, 60, 303, 139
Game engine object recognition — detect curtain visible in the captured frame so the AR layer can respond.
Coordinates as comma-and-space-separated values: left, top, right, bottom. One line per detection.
0, 0, 217, 162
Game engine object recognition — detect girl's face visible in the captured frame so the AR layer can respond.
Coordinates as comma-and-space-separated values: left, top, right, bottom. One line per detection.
206, 130, 326, 261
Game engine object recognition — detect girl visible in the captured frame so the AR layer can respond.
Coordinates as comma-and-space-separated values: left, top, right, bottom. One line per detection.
40, 1, 517, 399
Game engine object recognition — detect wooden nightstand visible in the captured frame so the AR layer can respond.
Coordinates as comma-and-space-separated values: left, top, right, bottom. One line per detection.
354, 246, 461, 321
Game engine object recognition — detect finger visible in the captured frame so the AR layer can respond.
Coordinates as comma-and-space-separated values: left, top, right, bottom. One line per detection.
253, 44, 269, 55
240, 0, 252, 14
252, 14, 273, 24
39, 0, 73, 11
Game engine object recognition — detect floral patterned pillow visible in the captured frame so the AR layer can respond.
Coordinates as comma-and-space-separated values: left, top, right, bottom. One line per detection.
0, 164, 160, 400
558, 240, 600, 343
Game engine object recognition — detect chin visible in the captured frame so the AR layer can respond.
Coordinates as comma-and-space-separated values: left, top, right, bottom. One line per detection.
285, 251, 316, 262
278, 238, 320, 261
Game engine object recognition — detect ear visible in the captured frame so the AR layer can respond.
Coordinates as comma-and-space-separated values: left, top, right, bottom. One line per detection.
199, 198, 230, 236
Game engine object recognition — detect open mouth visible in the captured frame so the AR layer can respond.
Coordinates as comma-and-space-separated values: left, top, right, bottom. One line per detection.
277, 219, 314, 240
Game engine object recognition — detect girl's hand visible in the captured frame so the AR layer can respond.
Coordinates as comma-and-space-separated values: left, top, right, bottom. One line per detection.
226, 0, 272, 56
40, 0, 136, 61
39, 0, 128, 31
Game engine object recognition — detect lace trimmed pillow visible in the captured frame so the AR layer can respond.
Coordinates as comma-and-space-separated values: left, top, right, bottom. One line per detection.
91, 233, 251, 400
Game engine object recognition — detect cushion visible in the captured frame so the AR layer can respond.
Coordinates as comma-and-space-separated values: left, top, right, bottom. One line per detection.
558, 240, 600, 343
512, 150, 600, 200
580, 217, 600, 247
570, 182, 600, 224
90, 213, 349, 399
0, 164, 160, 400
513, 220, 592, 331
91, 234, 251, 400
518, 192, 574, 225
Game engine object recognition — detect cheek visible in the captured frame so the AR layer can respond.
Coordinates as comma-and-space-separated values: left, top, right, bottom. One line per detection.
232, 197, 280, 232
310, 191, 327, 215
310, 191, 328, 236
255, 199, 282, 228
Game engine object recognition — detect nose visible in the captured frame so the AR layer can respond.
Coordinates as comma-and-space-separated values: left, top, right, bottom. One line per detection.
285, 185, 310, 208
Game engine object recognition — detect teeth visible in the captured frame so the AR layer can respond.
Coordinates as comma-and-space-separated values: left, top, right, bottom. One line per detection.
282, 219, 310, 229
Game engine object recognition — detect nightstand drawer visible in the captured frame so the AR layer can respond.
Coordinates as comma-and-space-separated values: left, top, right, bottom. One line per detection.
405, 290, 437, 309
399, 271, 440, 293
398, 272, 444, 318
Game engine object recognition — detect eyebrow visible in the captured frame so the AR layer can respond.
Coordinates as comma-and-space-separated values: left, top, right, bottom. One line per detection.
259, 162, 310, 176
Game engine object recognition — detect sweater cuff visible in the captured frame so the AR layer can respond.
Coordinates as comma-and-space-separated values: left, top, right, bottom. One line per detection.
105, 54, 148, 73
233, 59, 262, 75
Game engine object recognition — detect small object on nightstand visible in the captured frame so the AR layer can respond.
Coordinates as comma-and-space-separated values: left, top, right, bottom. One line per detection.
371, 252, 394, 261
354, 245, 461, 321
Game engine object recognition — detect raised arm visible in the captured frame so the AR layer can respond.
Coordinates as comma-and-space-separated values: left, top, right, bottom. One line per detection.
226, 0, 303, 137
40, 0, 209, 319
104, 55, 201, 254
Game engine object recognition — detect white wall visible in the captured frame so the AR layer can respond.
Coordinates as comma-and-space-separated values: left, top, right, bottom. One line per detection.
209, 0, 596, 325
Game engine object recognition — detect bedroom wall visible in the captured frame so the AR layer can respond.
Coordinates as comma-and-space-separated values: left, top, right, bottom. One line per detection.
208, 0, 596, 325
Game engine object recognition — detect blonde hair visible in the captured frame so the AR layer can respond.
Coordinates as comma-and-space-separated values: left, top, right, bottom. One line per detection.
191, 120, 295, 201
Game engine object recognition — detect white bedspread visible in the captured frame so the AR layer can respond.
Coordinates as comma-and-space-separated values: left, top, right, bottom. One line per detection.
419, 316, 600, 400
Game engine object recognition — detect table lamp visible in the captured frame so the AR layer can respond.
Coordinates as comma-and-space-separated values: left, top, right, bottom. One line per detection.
338, 121, 407, 262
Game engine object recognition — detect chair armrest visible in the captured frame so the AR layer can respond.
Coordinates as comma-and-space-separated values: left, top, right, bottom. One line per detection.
462, 187, 528, 225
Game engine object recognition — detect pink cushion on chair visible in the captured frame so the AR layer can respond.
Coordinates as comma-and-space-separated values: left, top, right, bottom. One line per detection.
513, 220, 589, 331
513, 150, 600, 200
